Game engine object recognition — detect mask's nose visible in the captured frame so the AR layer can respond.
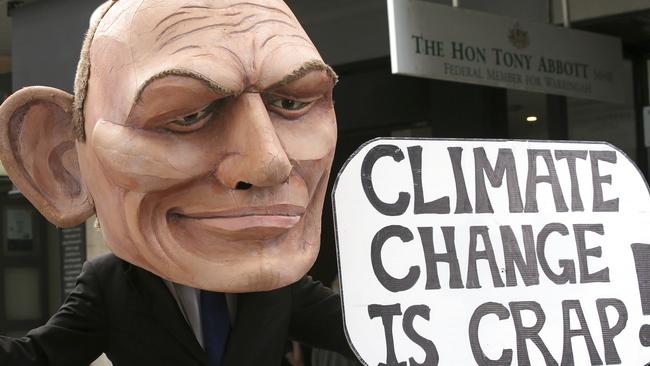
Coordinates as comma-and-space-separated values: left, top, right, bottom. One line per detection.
215, 93, 292, 189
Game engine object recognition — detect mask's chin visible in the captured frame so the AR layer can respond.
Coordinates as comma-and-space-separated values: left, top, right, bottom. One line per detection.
117, 194, 321, 292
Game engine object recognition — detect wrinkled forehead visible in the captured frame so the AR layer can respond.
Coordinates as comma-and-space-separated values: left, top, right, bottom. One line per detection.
89, 0, 322, 109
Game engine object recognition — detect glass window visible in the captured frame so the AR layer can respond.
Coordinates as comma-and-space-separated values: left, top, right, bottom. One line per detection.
4, 267, 41, 320
4, 207, 35, 254
567, 60, 636, 160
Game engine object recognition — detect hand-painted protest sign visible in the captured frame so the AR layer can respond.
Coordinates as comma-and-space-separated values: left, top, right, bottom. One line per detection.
333, 138, 650, 365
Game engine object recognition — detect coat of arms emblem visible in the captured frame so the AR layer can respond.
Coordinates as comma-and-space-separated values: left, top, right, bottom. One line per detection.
508, 22, 530, 49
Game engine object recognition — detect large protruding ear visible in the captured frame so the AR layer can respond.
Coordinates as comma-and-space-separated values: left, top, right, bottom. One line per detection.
0, 86, 94, 227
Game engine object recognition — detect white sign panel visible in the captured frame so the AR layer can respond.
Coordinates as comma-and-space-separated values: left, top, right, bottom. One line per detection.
334, 138, 650, 365
388, 0, 626, 103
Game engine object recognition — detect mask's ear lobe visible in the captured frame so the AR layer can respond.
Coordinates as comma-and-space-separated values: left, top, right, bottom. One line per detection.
0, 86, 94, 227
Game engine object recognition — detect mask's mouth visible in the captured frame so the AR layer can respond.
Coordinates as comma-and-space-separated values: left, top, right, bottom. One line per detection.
168, 204, 305, 234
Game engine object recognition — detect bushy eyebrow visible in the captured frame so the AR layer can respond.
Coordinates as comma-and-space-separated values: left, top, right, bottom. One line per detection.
133, 60, 338, 106
134, 69, 235, 104
266, 60, 338, 91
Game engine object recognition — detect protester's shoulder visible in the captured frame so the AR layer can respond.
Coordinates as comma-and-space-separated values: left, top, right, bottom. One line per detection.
292, 275, 328, 289
290, 275, 337, 299
83, 253, 131, 279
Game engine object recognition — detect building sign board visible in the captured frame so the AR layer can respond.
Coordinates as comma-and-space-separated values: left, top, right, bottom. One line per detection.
387, 0, 626, 103
334, 138, 650, 365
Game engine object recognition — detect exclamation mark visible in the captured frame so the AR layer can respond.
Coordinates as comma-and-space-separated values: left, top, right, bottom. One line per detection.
631, 243, 650, 346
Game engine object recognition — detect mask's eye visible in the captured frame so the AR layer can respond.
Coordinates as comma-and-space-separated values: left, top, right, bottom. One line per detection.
165, 101, 219, 132
264, 94, 318, 118
270, 98, 311, 111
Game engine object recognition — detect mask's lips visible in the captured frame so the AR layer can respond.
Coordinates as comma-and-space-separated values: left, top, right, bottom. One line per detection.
169, 204, 305, 233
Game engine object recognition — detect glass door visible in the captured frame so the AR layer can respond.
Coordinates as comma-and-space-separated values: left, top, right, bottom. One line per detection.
0, 196, 48, 337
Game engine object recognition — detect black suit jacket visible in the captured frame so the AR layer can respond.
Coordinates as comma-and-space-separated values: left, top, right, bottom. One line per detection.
0, 254, 353, 366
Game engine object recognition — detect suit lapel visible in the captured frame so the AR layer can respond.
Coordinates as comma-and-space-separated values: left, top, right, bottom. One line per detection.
127, 264, 208, 365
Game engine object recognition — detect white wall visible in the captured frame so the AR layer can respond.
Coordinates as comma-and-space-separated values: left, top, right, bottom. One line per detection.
85, 218, 110, 261
85, 218, 111, 366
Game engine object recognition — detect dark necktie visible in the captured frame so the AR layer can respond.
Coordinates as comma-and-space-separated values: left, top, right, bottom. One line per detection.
200, 290, 230, 366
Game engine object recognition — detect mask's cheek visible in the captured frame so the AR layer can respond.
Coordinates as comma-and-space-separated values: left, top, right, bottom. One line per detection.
293, 149, 335, 205
275, 110, 336, 161
90, 119, 219, 192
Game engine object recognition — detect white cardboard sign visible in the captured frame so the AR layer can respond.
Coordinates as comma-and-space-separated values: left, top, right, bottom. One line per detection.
333, 139, 650, 365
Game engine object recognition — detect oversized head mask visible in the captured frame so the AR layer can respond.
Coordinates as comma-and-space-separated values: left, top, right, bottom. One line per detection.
0, 0, 337, 292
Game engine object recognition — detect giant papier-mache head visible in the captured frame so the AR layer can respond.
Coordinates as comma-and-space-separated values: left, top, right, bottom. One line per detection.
0, 0, 337, 292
